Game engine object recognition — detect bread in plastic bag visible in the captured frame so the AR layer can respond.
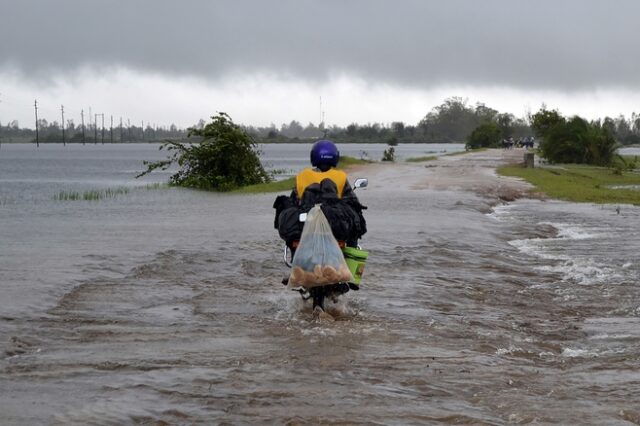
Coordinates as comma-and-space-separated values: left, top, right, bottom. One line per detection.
288, 205, 354, 289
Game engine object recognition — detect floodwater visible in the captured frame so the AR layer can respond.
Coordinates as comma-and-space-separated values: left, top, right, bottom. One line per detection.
619, 147, 640, 156
1, 144, 640, 425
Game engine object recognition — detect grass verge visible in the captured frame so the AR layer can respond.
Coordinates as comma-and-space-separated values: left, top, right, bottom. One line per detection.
498, 164, 640, 205
234, 176, 296, 194
444, 147, 489, 157
406, 155, 438, 162
338, 156, 374, 167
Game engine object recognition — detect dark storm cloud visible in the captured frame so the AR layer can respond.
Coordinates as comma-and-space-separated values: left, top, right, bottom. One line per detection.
1, 0, 639, 90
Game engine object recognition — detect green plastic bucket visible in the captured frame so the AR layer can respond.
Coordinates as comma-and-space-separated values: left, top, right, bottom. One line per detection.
342, 247, 369, 285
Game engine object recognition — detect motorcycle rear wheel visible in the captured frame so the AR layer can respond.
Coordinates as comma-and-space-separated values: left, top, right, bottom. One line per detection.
308, 283, 350, 311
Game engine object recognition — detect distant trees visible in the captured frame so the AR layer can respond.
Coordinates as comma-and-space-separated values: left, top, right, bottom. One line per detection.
531, 107, 563, 138
419, 97, 531, 143
419, 97, 478, 142
608, 113, 640, 145
5, 96, 640, 147
463, 100, 531, 149
466, 122, 503, 150
391, 121, 405, 138
532, 108, 618, 166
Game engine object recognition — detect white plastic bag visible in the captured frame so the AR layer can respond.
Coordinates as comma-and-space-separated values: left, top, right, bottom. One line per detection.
288, 206, 354, 289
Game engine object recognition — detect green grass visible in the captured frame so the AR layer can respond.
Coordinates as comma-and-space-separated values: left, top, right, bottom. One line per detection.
406, 155, 438, 162
143, 182, 168, 190
615, 155, 640, 171
53, 184, 166, 201
338, 156, 374, 167
54, 187, 131, 201
498, 164, 640, 205
444, 147, 489, 157
234, 176, 296, 194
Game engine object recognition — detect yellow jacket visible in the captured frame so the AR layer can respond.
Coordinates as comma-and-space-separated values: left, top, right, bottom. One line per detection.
296, 167, 348, 199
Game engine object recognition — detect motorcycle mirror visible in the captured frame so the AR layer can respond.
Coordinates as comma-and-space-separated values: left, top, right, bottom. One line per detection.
353, 178, 368, 189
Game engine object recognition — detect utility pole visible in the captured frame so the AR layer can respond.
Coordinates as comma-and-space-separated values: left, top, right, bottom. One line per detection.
110, 115, 113, 143
61, 105, 66, 146
34, 99, 39, 147
100, 114, 105, 144
81, 109, 86, 145
94, 113, 98, 144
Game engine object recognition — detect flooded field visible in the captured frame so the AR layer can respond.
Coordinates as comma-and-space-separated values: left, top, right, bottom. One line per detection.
1, 144, 639, 424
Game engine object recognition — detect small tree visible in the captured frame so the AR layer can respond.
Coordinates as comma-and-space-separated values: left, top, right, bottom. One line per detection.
531, 108, 564, 138
466, 122, 502, 150
137, 112, 269, 191
381, 146, 395, 162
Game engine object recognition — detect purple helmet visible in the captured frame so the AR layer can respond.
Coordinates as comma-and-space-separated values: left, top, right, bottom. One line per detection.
310, 140, 340, 168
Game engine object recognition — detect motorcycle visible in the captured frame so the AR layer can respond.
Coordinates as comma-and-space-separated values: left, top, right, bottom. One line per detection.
282, 178, 368, 311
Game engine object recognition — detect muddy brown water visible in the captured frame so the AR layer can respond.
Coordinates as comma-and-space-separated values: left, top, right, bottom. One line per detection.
1, 146, 640, 424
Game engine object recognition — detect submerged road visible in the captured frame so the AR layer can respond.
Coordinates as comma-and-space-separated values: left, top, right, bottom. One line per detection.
2, 148, 639, 424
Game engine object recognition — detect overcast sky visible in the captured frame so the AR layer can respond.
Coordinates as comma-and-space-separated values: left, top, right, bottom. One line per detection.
1, 0, 639, 129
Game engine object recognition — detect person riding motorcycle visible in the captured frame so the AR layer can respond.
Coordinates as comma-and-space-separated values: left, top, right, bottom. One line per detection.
273, 140, 366, 253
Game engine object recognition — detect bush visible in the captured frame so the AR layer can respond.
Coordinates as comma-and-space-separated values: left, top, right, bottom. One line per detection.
137, 112, 269, 191
531, 108, 564, 138
539, 116, 618, 166
381, 146, 395, 162
465, 122, 502, 150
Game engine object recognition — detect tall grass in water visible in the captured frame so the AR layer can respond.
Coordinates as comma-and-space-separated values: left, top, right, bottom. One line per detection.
53, 191, 82, 201
53, 184, 165, 201
53, 182, 170, 201
54, 187, 129, 201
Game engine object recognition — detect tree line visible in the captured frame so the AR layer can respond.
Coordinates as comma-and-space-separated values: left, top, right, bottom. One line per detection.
243, 97, 533, 144
2, 97, 640, 146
